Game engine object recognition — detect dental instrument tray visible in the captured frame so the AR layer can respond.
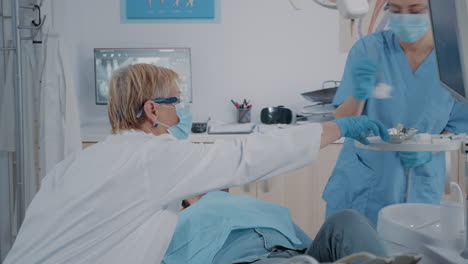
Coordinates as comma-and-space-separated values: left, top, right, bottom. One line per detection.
387, 125, 418, 144
354, 134, 464, 152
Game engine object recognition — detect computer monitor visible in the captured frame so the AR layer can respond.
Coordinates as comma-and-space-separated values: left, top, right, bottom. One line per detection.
429, 0, 468, 103
94, 48, 192, 105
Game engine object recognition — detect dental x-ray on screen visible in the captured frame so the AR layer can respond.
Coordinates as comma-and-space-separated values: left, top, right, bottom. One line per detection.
94, 48, 192, 105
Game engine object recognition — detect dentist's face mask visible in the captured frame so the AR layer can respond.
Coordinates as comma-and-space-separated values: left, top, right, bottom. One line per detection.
136, 96, 193, 140
388, 13, 430, 43
155, 103, 193, 140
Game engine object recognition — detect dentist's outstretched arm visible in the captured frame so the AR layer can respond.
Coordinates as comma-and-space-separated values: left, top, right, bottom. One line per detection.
153, 116, 389, 204
320, 116, 390, 148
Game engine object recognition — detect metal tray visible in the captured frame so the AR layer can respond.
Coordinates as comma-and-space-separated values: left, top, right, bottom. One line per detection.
301, 81, 339, 103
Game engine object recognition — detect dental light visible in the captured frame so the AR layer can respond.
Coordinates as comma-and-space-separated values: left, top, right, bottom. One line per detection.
289, 0, 369, 20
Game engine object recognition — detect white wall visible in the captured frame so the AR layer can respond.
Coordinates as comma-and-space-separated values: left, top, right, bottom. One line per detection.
59, 0, 348, 141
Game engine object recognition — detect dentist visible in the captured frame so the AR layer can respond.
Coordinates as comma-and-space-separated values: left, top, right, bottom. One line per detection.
5, 64, 389, 264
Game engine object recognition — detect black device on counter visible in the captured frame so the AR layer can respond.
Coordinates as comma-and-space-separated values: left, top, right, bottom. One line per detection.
191, 122, 208, 133
260, 106, 293, 124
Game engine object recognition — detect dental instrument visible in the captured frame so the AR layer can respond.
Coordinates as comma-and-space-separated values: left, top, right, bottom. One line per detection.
387, 124, 418, 144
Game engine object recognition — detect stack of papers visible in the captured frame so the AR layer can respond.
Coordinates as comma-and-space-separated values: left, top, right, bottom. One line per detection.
208, 123, 256, 134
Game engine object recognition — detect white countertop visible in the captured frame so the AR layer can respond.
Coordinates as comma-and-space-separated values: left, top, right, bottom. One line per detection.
82, 122, 345, 144
189, 133, 345, 144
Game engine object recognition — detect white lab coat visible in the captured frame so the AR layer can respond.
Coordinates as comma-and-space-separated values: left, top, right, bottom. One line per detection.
39, 0, 82, 185
0, 43, 16, 152
4, 123, 322, 264
21, 36, 42, 209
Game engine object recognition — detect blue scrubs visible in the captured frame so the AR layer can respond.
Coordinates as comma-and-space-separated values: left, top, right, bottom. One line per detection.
323, 30, 468, 225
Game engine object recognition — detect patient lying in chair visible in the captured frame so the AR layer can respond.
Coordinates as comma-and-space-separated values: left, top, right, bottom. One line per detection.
162, 191, 418, 264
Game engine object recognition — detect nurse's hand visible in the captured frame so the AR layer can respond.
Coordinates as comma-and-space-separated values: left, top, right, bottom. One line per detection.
352, 59, 379, 101
399, 152, 433, 168
332, 116, 390, 145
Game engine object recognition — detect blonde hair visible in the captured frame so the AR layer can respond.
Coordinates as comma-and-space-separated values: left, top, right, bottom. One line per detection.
107, 64, 179, 134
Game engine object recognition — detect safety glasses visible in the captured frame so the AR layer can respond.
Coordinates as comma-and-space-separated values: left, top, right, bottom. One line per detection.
136, 97, 180, 118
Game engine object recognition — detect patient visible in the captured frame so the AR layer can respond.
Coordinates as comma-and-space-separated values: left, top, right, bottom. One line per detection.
162, 191, 389, 264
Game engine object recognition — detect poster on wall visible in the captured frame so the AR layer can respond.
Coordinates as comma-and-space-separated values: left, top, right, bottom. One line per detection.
339, 0, 388, 52
126, 0, 215, 19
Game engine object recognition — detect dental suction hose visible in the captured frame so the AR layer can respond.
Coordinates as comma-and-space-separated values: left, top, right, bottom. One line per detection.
461, 141, 468, 259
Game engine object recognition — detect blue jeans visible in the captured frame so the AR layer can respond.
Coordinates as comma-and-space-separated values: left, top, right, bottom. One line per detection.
252, 210, 388, 264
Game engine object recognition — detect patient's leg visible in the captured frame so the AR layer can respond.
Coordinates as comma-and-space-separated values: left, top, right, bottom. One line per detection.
305, 209, 388, 262
252, 210, 387, 264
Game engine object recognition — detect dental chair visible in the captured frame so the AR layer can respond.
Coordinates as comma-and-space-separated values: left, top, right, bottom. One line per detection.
284, 252, 422, 264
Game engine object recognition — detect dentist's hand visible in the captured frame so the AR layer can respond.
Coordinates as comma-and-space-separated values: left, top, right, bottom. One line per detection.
352, 59, 379, 101
399, 152, 433, 168
333, 116, 390, 145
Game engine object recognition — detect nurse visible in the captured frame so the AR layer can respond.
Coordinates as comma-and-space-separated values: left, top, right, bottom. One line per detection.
323, 0, 468, 225
4, 64, 388, 264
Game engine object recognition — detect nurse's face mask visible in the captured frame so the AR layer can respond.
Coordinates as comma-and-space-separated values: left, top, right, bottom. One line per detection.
136, 97, 193, 140
387, 2, 430, 44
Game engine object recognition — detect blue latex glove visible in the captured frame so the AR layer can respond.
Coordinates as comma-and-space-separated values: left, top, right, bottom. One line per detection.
399, 151, 433, 168
333, 116, 390, 145
352, 59, 379, 101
